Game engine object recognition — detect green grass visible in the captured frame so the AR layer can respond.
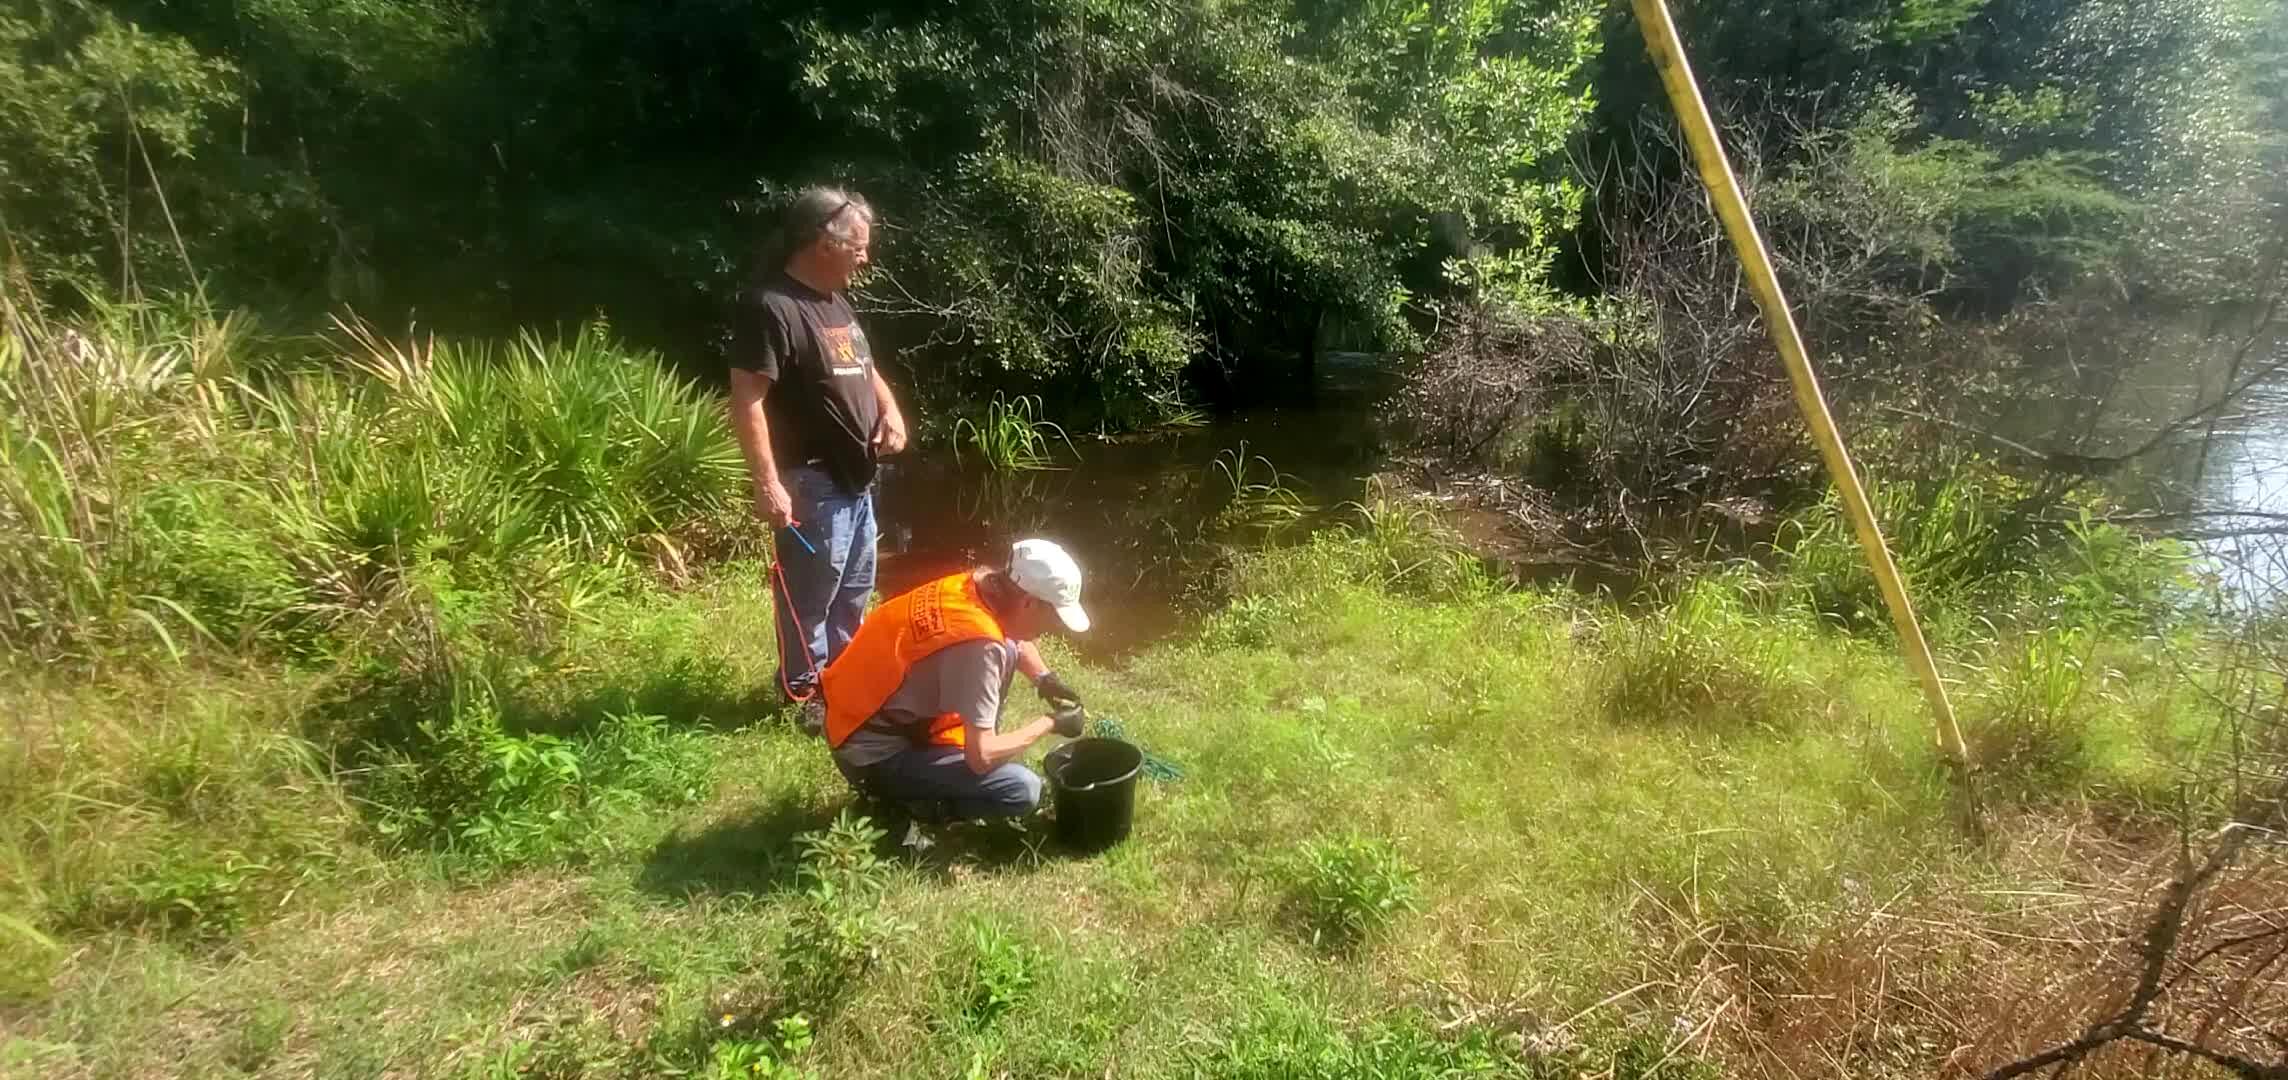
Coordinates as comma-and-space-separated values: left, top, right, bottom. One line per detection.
0, 531, 2233, 1078
0, 299, 2256, 1078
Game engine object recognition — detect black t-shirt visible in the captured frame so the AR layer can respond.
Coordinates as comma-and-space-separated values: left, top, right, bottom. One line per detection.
730, 274, 882, 494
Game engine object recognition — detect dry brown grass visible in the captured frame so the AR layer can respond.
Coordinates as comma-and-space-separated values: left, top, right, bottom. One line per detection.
1657, 814, 2288, 1079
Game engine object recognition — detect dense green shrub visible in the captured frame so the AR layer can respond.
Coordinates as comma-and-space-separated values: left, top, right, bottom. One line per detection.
3, 1, 1605, 426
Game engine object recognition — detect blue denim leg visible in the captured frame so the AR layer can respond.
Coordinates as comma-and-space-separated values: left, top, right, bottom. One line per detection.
860, 747, 1043, 820
826, 486, 877, 664
772, 465, 875, 697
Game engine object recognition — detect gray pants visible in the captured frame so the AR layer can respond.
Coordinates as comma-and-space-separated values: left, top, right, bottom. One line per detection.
835, 747, 1043, 820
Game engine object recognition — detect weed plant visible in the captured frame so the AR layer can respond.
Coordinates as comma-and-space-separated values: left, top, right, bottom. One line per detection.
1, 298, 747, 663
1284, 833, 1422, 948
952, 393, 1073, 471
1775, 453, 2196, 638
1210, 442, 1315, 536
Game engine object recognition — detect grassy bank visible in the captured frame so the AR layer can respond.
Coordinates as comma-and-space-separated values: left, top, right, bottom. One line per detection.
3, 539, 2251, 1078
2, 301, 2275, 1077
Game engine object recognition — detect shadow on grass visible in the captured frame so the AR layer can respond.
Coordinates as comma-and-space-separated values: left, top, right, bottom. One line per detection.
635, 793, 843, 899
538, 670, 783, 736
303, 652, 787, 753
637, 790, 1079, 899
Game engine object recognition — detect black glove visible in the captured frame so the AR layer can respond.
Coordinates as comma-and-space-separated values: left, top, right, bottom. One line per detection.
1050, 701, 1088, 738
1036, 671, 1082, 707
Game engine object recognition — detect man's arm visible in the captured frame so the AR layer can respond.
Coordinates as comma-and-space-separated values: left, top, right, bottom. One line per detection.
945, 642, 1055, 774
869, 367, 908, 455
965, 715, 1056, 774
729, 368, 795, 527
1014, 640, 1082, 705
1014, 641, 1048, 681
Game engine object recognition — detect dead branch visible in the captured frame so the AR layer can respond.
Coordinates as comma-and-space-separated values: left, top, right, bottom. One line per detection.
1984, 826, 2274, 1080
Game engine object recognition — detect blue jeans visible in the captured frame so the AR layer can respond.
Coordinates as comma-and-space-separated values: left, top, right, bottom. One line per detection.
836, 748, 1044, 820
774, 465, 877, 698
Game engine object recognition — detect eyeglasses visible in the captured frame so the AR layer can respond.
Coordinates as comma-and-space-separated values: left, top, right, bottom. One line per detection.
815, 198, 853, 235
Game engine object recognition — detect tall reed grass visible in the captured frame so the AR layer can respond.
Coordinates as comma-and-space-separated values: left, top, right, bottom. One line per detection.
0, 290, 747, 663
952, 393, 1074, 471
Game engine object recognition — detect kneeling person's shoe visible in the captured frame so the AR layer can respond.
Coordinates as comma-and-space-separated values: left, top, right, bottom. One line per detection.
798, 699, 825, 737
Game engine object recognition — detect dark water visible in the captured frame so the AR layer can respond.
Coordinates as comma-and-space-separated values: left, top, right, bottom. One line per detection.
869, 353, 1400, 660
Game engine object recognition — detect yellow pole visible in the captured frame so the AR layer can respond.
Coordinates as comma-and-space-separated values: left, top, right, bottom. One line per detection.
1627, 0, 1973, 772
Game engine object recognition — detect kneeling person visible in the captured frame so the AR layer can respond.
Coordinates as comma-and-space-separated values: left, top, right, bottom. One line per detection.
821, 539, 1090, 819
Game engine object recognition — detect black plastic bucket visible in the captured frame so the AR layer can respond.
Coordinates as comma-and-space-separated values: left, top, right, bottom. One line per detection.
1044, 737, 1142, 854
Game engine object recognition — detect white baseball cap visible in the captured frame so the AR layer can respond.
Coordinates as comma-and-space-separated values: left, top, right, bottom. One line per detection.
1009, 538, 1090, 633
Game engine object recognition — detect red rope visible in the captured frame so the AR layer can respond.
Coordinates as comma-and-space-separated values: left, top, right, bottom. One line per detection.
768, 534, 822, 704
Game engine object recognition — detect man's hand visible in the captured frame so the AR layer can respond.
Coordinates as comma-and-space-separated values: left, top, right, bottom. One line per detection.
1050, 701, 1087, 739
755, 478, 796, 529
872, 408, 909, 456
1036, 672, 1081, 708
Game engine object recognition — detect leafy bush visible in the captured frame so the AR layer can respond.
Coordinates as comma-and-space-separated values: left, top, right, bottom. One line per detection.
1283, 833, 1420, 948
777, 812, 902, 1018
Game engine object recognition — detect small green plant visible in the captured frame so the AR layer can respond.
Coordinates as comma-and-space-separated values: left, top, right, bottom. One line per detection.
1335, 485, 1500, 600
58, 850, 269, 940
1202, 592, 1287, 648
1962, 626, 2115, 796
953, 393, 1074, 471
0, 913, 61, 1004
363, 684, 581, 860
362, 686, 714, 866
1774, 454, 2192, 637
1210, 443, 1313, 536
705, 1017, 815, 1080
585, 710, 717, 807
1285, 834, 1421, 948
467, 1014, 634, 1080
794, 808, 892, 894
778, 812, 901, 1017
959, 919, 1037, 1027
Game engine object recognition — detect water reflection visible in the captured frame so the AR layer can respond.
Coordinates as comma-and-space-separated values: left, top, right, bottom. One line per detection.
1992, 312, 2288, 606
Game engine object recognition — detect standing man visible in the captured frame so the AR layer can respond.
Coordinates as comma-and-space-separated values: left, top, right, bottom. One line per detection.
729, 188, 909, 731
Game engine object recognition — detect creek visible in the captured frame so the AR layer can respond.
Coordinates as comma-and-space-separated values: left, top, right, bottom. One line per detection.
868, 312, 2288, 659
869, 353, 1398, 660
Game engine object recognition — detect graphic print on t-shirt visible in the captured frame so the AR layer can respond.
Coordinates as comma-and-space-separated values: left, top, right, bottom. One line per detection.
818, 323, 871, 378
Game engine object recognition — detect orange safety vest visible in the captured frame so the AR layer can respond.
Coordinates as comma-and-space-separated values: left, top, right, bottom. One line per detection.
820, 571, 1006, 751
